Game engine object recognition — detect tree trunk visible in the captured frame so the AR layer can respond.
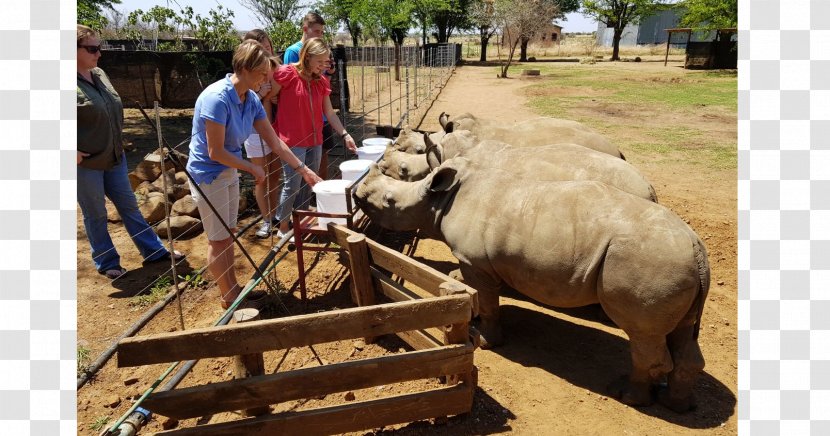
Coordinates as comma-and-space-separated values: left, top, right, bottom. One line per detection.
500, 38, 521, 78
611, 27, 623, 61
519, 37, 529, 62
479, 34, 489, 62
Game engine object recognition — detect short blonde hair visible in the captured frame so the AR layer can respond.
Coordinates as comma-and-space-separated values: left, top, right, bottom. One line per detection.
296, 37, 330, 80
232, 40, 269, 74
77, 24, 97, 45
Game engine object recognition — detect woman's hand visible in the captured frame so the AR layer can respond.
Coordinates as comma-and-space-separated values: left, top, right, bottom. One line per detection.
300, 167, 322, 187
77, 151, 90, 164
342, 134, 357, 152
248, 162, 266, 184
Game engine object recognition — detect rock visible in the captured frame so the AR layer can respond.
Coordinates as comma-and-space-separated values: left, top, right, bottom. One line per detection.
138, 193, 166, 223
151, 171, 179, 201
175, 171, 189, 185
173, 195, 199, 218
344, 391, 355, 401
105, 199, 121, 223
103, 395, 121, 408
123, 376, 139, 386
135, 181, 161, 197
353, 340, 365, 351
128, 171, 143, 190
134, 158, 162, 182
717, 280, 725, 286
156, 215, 202, 239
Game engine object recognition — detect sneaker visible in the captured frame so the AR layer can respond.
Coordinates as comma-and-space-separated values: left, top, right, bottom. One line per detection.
276, 230, 294, 243
255, 221, 272, 238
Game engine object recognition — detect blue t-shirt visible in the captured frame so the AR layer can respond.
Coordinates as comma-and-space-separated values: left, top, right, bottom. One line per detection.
187, 74, 266, 185
283, 40, 303, 65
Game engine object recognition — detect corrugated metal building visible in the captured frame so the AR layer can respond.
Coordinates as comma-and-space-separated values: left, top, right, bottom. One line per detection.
595, 8, 721, 47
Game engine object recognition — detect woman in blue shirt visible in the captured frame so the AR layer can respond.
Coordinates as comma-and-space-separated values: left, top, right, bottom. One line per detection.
187, 40, 321, 309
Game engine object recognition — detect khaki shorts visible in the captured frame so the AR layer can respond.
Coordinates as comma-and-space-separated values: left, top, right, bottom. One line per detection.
190, 168, 239, 241
244, 134, 272, 159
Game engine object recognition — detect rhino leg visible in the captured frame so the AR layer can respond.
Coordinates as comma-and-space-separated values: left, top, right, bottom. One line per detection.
456, 265, 504, 349
614, 333, 673, 407
658, 318, 705, 412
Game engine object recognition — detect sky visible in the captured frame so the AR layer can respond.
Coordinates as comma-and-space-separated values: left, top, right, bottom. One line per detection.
114, 0, 600, 34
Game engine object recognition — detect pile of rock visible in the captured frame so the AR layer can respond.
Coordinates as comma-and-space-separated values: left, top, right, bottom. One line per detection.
107, 151, 203, 239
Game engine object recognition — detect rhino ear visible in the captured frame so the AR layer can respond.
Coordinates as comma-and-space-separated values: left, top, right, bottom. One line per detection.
426, 143, 443, 170
444, 121, 455, 133
398, 162, 409, 178
439, 112, 450, 129
428, 166, 459, 193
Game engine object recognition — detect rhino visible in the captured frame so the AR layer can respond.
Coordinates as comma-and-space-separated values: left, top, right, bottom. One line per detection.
438, 112, 625, 160
353, 157, 710, 412
378, 130, 657, 201
389, 127, 446, 154
378, 148, 433, 181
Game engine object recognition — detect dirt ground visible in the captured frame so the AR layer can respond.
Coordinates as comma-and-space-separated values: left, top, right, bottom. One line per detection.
76, 60, 736, 435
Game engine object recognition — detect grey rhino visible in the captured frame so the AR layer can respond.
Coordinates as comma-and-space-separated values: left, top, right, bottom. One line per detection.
378, 148, 433, 181
378, 131, 657, 201
353, 157, 709, 412
439, 112, 625, 159
389, 127, 445, 154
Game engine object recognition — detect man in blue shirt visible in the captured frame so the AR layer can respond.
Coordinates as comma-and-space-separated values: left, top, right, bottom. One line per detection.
283, 11, 339, 179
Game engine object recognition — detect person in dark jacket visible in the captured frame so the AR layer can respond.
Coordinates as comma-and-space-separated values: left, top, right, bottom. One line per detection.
76, 24, 183, 280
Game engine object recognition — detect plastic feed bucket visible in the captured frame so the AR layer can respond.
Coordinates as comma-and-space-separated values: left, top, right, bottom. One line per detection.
312, 179, 353, 226
358, 138, 391, 162
339, 159, 373, 183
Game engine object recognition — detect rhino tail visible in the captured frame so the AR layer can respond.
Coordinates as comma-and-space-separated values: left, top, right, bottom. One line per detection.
691, 237, 711, 340
619, 149, 627, 161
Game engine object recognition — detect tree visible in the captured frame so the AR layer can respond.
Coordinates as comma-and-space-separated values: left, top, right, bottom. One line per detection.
468, 0, 497, 61
494, 0, 560, 77
317, 0, 364, 46
431, 0, 473, 43
516, 0, 578, 61
411, 0, 446, 46
679, 0, 737, 30
363, 0, 413, 80
581, 0, 668, 61
239, 0, 302, 28
79, 0, 122, 31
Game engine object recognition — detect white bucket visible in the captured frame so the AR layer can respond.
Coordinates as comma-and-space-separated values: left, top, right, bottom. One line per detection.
339, 159, 373, 183
312, 179, 353, 226
358, 137, 391, 162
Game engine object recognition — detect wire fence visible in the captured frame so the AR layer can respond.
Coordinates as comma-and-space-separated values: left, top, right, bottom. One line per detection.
86, 42, 459, 337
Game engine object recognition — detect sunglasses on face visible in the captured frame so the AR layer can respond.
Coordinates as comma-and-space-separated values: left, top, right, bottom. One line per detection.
78, 45, 102, 54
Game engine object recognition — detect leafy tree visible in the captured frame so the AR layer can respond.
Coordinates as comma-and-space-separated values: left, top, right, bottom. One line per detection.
186, 5, 240, 51
468, 0, 497, 61
79, 0, 122, 31
494, 0, 560, 77
267, 20, 303, 51
239, 0, 302, 28
581, 0, 668, 61
411, 0, 446, 46
679, 0, 737, 30
431, 0, 473, 43
126, 6, 183, 50
317, 0, 364, 46
361, 0, 413, 80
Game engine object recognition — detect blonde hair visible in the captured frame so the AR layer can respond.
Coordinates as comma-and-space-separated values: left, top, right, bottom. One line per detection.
77, 24, 97, 45
232, 40, 270, 74
296, 37, 330, 80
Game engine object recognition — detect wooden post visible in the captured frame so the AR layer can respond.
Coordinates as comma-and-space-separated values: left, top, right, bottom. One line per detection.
232, 308, 270, 417
439, 282, 472, 387
347, 234, 376, 344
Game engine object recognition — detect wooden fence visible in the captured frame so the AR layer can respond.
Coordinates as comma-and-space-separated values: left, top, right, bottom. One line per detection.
116, 225, 479, 435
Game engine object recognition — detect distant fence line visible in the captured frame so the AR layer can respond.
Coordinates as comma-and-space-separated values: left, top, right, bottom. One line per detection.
98, 43, 460, 111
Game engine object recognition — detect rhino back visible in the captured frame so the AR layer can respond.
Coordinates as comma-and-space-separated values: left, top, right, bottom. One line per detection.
457, 141, 656, 201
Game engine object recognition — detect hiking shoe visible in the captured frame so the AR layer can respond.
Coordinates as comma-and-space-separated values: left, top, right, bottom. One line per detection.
98, 267, 127, 280
255, 221, 272, 238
